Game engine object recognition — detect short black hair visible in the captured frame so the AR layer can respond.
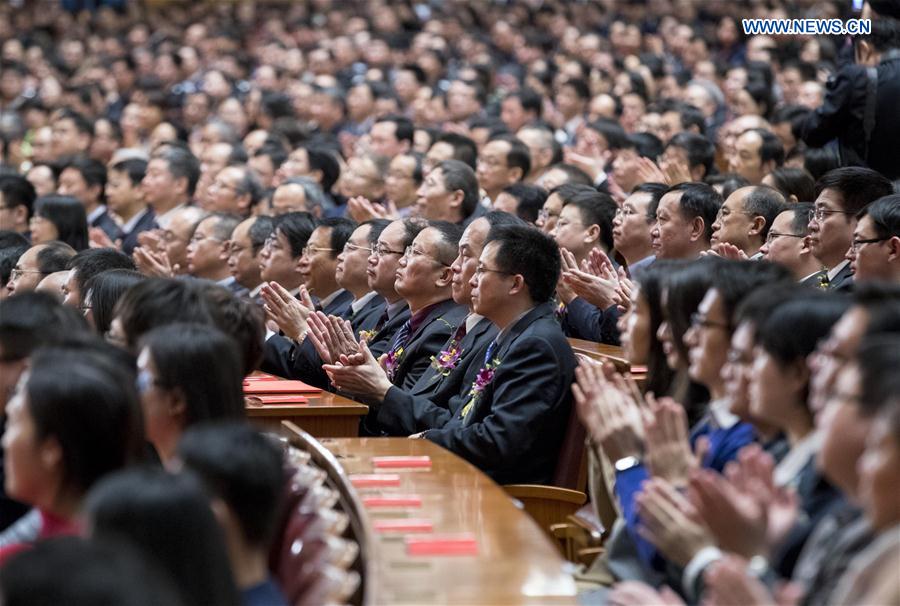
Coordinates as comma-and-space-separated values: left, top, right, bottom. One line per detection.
544, 163, 592, 186
857, 193, 900, 239
275, 211, 316, 258
766, 167, 816, 203
789, 202, 815, 235
563, 190, 617, 251
115, 278, 214, 350
486, 224, 560, 304
34, 195, 89, 251
622, 132, 664, 160
86, 467, 240, 606
248, 215, 276, 255
36, 240, 77, 274
561, 77, 590, 101
662, 101, 706, 134
631, 182, 668, 220
666, 132, 715, 177
66, 248, 135, 305
178, 422, 285, 549
316, 217, 357, 259
152, 145, 201, 197
665, 182, 723, 241
436, 159, 480, 218
0, 537, 184, 606
584, 119, 628, 150
710, 260, 794, 325
0, 291, 89, 361
140, 323, 245, 425
815, 167, 894, 215
0, 244, 27, 287
506, 87, 543, 118
375, 114, 414, 144
482, 210, 529, 229
64, 157, 107, 196
302, 146, 340, 192
742, 128, 784, 166
741, 186, 786, 239
109, 158, 148, 187
0, 175, 36, 219
488, 134, 531, 181
500, 183, 547, 224
54, 108, 92, 136
26, 345, 143, 496
433, 132, 478, 169
426, 220, 464, 265
365, 219, 391, 245
83, 269, 145, 336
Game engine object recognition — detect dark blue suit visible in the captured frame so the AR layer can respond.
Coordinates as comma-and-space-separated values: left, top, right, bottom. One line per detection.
827, 263, 854, 292
426, 302, 576, 485
376, 316, 498, 436
561, 297, 621, 345
366, 303, 411, 358
385, 300, 466, 392
119, 208, 157, 256
90, 208, 124, 243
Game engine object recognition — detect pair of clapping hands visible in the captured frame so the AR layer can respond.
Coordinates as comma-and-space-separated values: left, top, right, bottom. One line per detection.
557, 248, 635, 312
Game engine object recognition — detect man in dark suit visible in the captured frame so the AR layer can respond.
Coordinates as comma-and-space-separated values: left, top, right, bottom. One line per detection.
58, 157, 123, 242
106, 158, 153, 256
260, 218, 356, 378
808, 167, 892, 291
418, 224, 577, 485
185, 213, 242, 286
759, 204, 824, 284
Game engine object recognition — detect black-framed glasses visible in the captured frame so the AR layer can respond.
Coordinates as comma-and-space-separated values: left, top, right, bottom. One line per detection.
765, 231, 805, 244
850, 236, 890, 251
690, 312, 731, 331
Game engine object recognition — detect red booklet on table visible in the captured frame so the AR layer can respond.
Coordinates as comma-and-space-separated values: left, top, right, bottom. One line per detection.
242, 380, 321, 394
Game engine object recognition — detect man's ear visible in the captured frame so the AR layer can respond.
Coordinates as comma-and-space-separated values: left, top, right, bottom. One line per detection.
689, 216, 706, 242
435, 265, 453, 288
887, 235, 900, 261
748, 215, 766, 237
218, 239, 231, 261
448, 188, 464, 211
507, 273, 526, 297
584, 223, 601, 246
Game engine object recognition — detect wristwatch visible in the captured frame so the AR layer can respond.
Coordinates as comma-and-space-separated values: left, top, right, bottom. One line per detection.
614, 455, 641, 472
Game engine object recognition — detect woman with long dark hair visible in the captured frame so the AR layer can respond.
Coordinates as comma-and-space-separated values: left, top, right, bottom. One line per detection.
29, 195, 88, 251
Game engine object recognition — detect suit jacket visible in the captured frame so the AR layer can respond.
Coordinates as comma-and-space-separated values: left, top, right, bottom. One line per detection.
91, 208, 124, 243
260, 289, 355, 379
288, 292, 385, 389
827, 263, 854, 292
119, 208, 157, 256
366, 303, 411, 358
376, 316, 498, 436
561, 298, 621, 345
425, 302, 576, 485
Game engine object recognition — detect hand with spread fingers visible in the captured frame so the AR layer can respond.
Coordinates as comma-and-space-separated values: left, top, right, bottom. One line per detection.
262, 283, 316, 342
307, 311, 358, 365
636, 478, 714, 568
561, 248, 620, 309
703, 555, 780, 606
322, 338, 393, 400
133, 246, 176, 277
643, 396, 697, 487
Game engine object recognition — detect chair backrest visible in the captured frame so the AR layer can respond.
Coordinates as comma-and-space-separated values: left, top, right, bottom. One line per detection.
551, 401, 587, 490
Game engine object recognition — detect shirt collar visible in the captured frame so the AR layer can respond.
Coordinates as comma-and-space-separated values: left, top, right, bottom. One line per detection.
465, 313, 484, 333
827, 259, 850, 281
249, 283, 265, 298
494, 307, 532, 349
773, 431, 822, 488
351, 291, 378, 313
800, 270, 822, 283
87, 204, 108, 224
386, 298, 407, 319
708, 398, 741, 430
121, 206, 150, 234
318, 288, 345, 309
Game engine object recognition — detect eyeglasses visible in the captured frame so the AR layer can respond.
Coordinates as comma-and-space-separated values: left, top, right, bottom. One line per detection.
372, 244, 405, 258
690, 312, 731, 331
538, 209, 560, 221
726, 347, 753, 365
474, 264, 512, 277
403, 245, 450, 266
813, 207, 855, 221
263, 235, 284, 251
302, 245, 334, 256
765, 231, 805, 244
615, 207, 640, 219
850, 236, 889, 251
343, 242, 372, 254
10, 269, 43, 280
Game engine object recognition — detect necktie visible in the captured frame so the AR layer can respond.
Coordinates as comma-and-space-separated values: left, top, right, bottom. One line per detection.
452, 320, 468, 343
374, 308, 389, 332
389, 319, 412, 355
483, 339, 497, 365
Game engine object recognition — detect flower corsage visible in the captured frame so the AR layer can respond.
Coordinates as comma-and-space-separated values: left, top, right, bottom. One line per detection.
459, 356, 501, 420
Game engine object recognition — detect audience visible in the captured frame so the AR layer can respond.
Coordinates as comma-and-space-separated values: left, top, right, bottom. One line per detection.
29, 195, 88, 251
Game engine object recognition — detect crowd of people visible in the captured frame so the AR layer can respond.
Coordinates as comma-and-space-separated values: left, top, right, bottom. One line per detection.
0, 0, 899, 604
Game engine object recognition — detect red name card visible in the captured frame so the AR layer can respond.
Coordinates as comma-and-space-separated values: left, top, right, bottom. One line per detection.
253, 394, 308, 405
373, 519, 434, 533
405, 534, 479, 556
349, 474, 401, 488
363, 495, 422, 508
242, 380, 322, 394
243, 373, 279, 382
372, 456, 432, 469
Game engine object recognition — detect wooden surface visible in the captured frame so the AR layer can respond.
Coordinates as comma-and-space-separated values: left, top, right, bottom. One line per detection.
286, 430, 577, 605
566, 338, 647, 379
246, 391, 368, 437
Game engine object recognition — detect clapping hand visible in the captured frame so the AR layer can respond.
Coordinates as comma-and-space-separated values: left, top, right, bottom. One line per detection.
261, 283, 316, 342
561, 248, 621, 309
347, 196, 399, 222
307, 311, 359, 365
322, 338, 393, 400
133, 246, 177, 277
89, 227, 122, 250
643, 396, 703, 487
636, 478, 714, 567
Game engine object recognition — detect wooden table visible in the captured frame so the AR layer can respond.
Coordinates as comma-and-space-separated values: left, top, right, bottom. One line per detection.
301, 432, 577, 605
246, 391, 368, 437
566, 338, 647, 381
